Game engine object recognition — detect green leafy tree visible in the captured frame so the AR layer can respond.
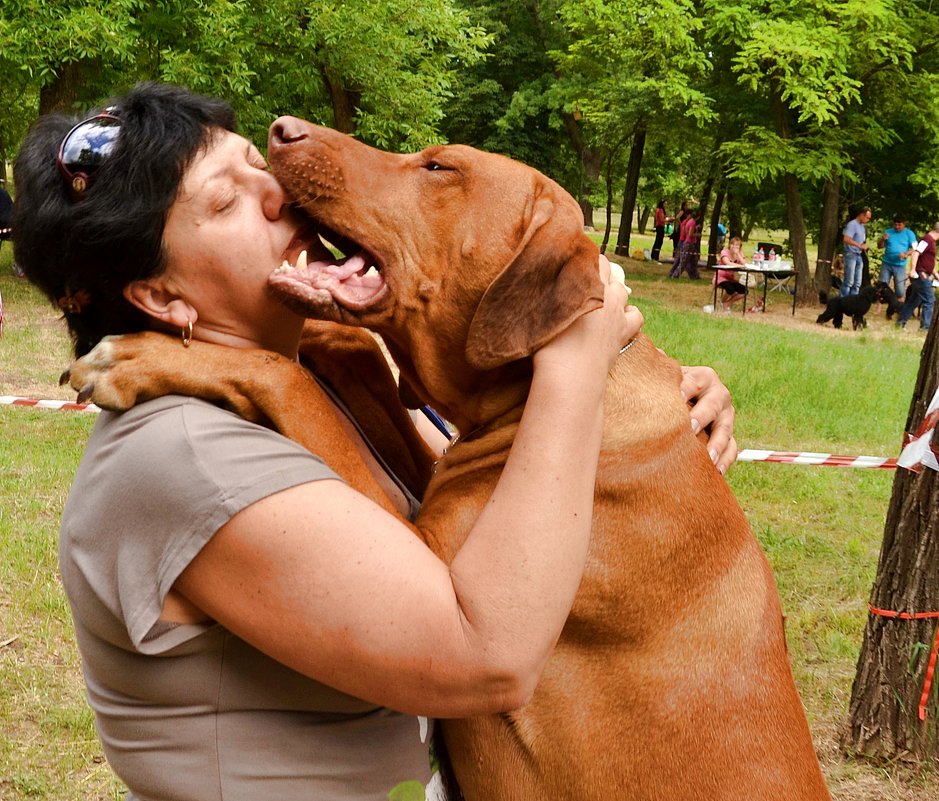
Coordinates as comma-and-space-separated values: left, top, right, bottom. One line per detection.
0, 0, 491, 163
547, 0, 713, 245
703, 0, 939, 301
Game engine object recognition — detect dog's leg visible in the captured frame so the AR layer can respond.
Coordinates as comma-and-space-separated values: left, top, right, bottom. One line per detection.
63, 331, 410, 516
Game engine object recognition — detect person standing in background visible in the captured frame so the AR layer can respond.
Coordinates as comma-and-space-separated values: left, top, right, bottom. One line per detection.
650, 200, 670, 262
897, 222, 938, 331
878, 216, 917, 303
669, 200, 688, 259
670, 208, 701, 280
841, 207, 871, 297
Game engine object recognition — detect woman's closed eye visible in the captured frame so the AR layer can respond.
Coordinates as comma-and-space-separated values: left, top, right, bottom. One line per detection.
212, 190, 238, 214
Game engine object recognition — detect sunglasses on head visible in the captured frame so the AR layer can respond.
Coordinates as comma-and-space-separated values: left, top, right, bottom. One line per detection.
56, 107, 121, 198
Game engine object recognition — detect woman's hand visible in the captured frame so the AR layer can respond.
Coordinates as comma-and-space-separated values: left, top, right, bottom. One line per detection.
680, 366, 738, 474
534, 255, 644, 376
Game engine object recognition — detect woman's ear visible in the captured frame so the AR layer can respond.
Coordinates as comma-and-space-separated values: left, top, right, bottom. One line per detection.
123, 279, 197, 329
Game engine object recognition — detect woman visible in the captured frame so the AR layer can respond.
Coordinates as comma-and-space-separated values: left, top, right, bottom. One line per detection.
14, 83, 736, 800
650, 199, 670, 262
714, 236, 749, 311
669, 200, 688, 259
669, 207, 701, 280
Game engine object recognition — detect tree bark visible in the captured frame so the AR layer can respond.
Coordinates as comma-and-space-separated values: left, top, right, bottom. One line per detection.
706, 187, 726, 268
770, 82, 811, 305
638, 205, 650, 234
615, 123, 646, 256
321, 65, 359, 134
697, 173, 714, 231
39, 60, 97, 115
816, 175, 842, 299
727, 190, 742, 240
843, 318, 939, 763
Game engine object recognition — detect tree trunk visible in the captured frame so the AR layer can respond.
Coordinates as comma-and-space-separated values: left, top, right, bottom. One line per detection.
770, 82, 811, 305
527, 0, 601, 229
599, 134, 632, 255
559, 114, 603, 229
615, 123, 646, 256
697, 173, 714, 231
638, 205, 650, 234
39, 60, 97, 115
727, 190, 742, 240
321, 65, 359, 134
843, 318, 939, 763
706, 188, 726, 268
815, 175, 842, 299
600, 159, 615, 255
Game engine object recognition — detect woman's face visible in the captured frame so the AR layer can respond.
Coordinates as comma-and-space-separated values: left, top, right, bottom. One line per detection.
158, 129, 323, 354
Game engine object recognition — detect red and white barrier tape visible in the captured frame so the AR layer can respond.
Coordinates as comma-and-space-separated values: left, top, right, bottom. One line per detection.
737, 449, 897, 469
0, 395, 100, 413
3, 394, 936, 473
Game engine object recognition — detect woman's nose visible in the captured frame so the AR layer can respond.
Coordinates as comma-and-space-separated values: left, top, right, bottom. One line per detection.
260, 170, 290, 220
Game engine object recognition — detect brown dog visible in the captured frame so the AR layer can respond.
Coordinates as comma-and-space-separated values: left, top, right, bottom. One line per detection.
66, 121, 831, 800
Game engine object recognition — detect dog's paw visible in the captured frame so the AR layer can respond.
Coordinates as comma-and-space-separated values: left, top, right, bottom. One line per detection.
60, 332, 171, 411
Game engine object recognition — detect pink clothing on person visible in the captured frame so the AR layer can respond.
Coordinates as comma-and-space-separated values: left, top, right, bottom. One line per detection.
713, 268, 739, 287
713, 247, 745, 286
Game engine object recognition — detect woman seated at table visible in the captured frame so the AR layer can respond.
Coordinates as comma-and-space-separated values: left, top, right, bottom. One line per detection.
713, 236, 749, 311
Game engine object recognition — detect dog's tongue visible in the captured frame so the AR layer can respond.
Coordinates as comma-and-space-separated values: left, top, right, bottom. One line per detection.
323, 252, 369, 281
270, 249, 385, 313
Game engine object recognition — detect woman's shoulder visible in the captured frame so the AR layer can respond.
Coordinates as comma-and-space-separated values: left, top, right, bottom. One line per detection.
94, 396, 337, 500
64, 396, 341, 648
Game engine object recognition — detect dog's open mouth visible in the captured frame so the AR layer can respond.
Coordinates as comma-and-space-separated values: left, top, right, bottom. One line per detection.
269, 222, 387, 315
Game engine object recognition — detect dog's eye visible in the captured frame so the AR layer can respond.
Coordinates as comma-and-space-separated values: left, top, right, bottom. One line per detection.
424, 161, 455, 172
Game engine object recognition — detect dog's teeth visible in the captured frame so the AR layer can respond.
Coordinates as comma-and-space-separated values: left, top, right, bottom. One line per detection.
363, 265, 380, 279
297, 250, 308, 271
278, 259, 292, 273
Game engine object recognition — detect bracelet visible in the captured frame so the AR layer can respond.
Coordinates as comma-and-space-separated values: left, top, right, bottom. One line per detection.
619, 338, 638, 355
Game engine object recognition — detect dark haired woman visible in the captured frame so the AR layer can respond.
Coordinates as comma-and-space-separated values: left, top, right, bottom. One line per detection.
14, 83, 737, 799
650, 199, 670, 262
669, 200, 688, 259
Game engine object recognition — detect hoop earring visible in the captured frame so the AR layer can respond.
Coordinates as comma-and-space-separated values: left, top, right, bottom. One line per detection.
181, 320, 193, 348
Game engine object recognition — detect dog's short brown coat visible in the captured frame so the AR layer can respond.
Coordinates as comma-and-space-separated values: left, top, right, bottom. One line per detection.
67, 121, 831, 801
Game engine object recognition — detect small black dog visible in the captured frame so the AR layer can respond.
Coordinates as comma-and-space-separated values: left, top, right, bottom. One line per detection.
874, 281, 904, 320
816, 284, 879, 330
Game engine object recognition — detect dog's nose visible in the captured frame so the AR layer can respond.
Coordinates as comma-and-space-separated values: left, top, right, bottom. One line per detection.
268, 116, 309, 151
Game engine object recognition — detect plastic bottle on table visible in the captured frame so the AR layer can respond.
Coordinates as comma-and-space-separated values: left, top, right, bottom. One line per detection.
768, 248, 776, 261
755, 247, 764, 265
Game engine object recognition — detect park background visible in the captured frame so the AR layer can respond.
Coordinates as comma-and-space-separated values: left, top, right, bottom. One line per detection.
1, 1, 939, 799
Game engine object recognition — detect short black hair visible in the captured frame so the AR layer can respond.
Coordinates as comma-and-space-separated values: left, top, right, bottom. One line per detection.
13, 82, 238, 356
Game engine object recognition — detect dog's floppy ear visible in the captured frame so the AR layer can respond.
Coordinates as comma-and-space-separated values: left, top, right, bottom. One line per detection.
465, 193, 605, 370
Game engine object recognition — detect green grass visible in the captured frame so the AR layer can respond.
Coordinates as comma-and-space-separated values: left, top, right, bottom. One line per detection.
0, 248, 936, 799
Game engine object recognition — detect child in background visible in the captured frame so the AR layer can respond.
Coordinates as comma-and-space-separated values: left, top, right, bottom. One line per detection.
713, 236, 748, 311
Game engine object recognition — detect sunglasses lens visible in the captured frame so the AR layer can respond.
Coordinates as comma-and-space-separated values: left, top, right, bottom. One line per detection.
60, 117, 121, 175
